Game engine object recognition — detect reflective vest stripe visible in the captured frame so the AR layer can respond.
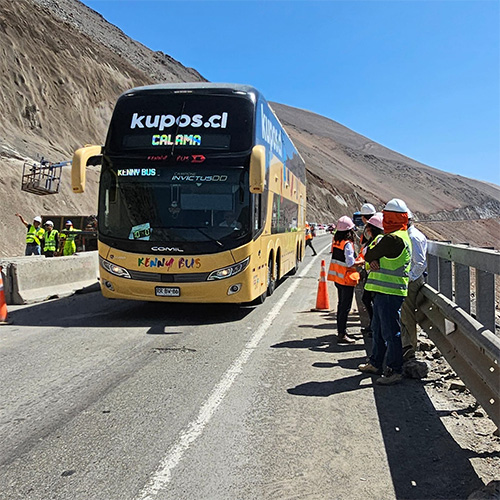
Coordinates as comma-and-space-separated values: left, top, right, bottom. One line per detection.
364, 278, 407, 290
328, 269, 345, 279
374, 266, 408, 277
329, 258, 346, 267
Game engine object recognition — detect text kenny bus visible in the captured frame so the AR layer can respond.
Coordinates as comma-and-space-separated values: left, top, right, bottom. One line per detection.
72, 83, 307, 304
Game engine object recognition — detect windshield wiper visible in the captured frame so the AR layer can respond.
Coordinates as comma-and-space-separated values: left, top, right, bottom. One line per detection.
169, 226, 224, 247
194, 228, 224, 247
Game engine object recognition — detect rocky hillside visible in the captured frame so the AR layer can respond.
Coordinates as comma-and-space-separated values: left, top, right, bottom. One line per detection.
1, 0, 499, 257
272, 103, 500, 222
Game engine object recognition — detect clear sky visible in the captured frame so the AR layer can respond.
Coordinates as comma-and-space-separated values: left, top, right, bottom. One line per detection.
81, 0, 499, 185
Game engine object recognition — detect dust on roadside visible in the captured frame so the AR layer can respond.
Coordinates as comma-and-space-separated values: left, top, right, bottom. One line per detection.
417, 329, 500, 487
351, 285, 499, 497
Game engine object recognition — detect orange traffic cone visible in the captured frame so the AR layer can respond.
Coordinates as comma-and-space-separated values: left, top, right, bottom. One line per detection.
0, 266, 10, 325
311, 259, 330, 311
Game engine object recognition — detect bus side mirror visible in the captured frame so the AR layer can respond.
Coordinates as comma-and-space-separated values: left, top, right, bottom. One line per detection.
72, 145, 102, 193
249, 145, 266, 194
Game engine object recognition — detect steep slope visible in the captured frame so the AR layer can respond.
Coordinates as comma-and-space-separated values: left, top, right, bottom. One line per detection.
32, 0, 205, 84
271, 103, 500, 221
0, 0, 498, 258
0, 0, 204, 257
0, 0, 204, 161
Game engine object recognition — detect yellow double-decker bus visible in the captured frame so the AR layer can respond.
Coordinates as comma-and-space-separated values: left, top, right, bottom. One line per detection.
72, 83, 306, 304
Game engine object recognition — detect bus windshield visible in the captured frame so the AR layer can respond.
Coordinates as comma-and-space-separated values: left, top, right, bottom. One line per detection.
99, 164, 250, 246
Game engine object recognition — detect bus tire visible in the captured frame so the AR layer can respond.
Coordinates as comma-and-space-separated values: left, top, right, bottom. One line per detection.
267, 255, 276, 296
290, 246, 300, 275
252, 291, 267, 305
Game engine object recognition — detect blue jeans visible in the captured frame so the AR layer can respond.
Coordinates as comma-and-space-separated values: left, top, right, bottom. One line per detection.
25, 243, 41, 256
369, 293, 405, 374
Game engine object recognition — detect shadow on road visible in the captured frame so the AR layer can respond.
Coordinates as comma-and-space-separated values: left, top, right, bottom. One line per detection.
370, 374, 485, 499
274, 327, 485, 499
287, 373, 374, 396
6, 291, 253, 328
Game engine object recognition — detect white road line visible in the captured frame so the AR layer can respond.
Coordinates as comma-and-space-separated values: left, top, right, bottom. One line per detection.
136, 256, 318, 499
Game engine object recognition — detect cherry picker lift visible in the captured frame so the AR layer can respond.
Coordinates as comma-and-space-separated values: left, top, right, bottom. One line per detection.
21, 157, 71, 195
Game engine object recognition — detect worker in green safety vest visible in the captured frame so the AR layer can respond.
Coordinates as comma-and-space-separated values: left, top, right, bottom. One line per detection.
16, 213, 45, 256
41, 220, 59, 258
58, 220, 81, 256
358, 198, 412, 385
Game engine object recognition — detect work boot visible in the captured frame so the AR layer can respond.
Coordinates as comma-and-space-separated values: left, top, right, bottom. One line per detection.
358, 362, 381, 375
402, 345, 416, 360
376, 369, 403, 385
337, 334, 356, 345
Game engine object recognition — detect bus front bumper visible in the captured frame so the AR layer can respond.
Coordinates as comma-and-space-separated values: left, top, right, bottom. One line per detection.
98, 268, 265, 303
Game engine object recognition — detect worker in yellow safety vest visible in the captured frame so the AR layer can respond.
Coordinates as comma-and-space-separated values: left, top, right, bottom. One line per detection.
42, 220, 59, 258
16, 213, 45, 256
58, 220, 81, 256
358, 198, 412, 386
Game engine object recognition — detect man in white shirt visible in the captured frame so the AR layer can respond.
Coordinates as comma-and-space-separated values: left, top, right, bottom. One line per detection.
401, 210, 428, 359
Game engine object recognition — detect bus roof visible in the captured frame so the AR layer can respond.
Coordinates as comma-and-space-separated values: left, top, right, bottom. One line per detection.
120, 83, 261, 99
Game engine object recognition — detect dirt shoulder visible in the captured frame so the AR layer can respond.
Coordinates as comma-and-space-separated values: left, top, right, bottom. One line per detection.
350, 287, 500, 498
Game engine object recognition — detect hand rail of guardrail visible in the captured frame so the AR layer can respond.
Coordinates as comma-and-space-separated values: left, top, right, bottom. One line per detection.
426, 241, 499, 332
418, 241, 499, 429
416, 284, 499, 428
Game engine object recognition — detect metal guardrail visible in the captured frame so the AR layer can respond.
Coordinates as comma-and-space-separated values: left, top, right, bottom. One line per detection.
426, 242, 498, 332
416, 241, 500, 428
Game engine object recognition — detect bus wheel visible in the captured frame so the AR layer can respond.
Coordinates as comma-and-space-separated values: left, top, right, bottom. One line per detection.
252, 291, 267, 305
290, 249, 300, 275
267, 256, 277, 296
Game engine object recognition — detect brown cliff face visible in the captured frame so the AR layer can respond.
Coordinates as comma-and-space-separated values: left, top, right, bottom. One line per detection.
0, 0, 205, 256
270, 103, 500, 222
0, 0, 498, 257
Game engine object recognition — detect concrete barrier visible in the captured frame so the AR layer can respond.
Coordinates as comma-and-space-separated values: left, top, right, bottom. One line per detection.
0, 251, 99, 305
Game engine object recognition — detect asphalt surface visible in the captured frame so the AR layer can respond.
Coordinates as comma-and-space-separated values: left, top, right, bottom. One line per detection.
0, 236, 486, 499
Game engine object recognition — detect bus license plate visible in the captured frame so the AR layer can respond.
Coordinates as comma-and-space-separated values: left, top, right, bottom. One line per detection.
155, 286, 181, 297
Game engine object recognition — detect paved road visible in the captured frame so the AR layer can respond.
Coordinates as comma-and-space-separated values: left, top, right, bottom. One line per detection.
0, 237, 484, 499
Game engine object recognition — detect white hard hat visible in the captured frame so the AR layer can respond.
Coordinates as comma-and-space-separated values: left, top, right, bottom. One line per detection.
33, 216, 42, 223
45, 220, 54, 226
360, 203, 376, 216
407, 209, 413, 219
384, 198, 408, 213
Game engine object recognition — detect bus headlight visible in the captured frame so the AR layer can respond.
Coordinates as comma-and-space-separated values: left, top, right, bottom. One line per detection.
207, 257, 250, 281
100, 257, 131, 279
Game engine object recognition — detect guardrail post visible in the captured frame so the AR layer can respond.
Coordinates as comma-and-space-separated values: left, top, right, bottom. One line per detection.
427, 254, 439, 290
438, 257, 453, 300
454, 262, 471, 314
476, 269, 496, 332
